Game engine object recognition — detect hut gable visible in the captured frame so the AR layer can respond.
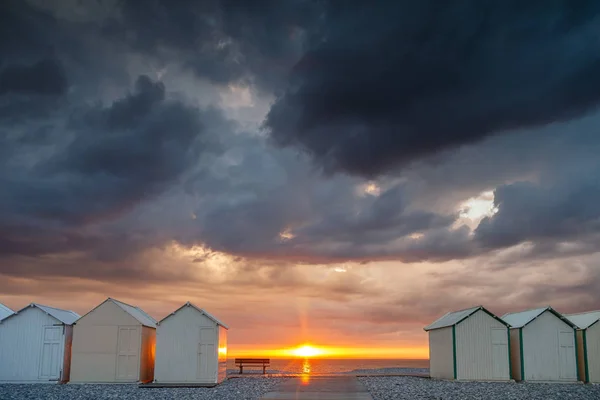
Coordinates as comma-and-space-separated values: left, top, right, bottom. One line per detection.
566, 310, 600, 330
76, 298, 156, 328
502, 306, 576, 329
158, 302, 228, 329
424, 305, 507, 331
0, 303, 14, 321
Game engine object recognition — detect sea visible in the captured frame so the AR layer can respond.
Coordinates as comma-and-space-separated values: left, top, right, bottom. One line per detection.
227, 358, 429, 375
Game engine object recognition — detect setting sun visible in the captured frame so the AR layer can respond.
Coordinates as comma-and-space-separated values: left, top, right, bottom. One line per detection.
290, 345, 323, 358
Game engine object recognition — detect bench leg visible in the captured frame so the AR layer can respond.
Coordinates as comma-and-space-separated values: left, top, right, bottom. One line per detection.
239, 366, 243, 374
263, 365, 266, 375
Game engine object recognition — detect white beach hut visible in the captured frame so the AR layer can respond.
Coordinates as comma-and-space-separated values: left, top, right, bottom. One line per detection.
0, 302, 14, 321
503, 307, 578, 382
154, 302, 229, 385
0, 303, 80, 383
70, 298, 157, 383
566, 310, 600, 383
424, 305, 511, 381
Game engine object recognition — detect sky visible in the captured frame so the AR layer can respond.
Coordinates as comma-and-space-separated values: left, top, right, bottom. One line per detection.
2, 0, 600, 359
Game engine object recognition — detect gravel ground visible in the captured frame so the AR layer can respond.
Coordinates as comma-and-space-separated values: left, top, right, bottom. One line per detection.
360, 376, 600, 400
348, 367, 429, 375
0, 377, 285, 400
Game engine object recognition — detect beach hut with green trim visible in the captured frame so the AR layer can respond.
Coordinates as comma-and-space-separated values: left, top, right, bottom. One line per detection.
424, 306, 511, 381
502, 306, 578, 382
566, 310, 600, 383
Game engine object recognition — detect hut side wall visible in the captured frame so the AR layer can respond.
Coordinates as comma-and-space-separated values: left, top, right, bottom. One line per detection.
217, 326, 228, 383
522, 311, 577, 381
428, 327, 454, 379
455, 310, 510, 380
61, 325, 74, 383
509, 329, 522, 381
576, 330, 586, 382
139, 326, 156, 383
587, 322, 600, 383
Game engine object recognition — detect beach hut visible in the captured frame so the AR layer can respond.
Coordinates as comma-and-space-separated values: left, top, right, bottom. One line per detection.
0, 303, 79, 383
0, 302, 14, 321
154, 302, 229, 385
70, 298, 157, 383
566, 310, 600, 383
424, 305, 510, 381
503, 307, 578, 382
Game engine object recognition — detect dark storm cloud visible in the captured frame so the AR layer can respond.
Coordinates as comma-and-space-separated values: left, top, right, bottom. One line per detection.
475, 164, 600, 249
266, 0, 600, 176
1, 75, 214, 226
2, 0, 600, 276
104, 0, 323, 91
183, 145, 468, 263
0, 58, 68, 96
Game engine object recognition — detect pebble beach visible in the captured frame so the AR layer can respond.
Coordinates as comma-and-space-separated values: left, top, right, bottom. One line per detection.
1, 375, 599, 400
360, 376, 600, 400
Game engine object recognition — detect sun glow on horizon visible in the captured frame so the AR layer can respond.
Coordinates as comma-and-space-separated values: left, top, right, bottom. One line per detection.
229, 344, 428, 359
288, 344, 325, 358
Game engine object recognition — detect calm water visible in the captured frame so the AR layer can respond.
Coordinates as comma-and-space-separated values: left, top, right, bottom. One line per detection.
227, 358, 429, 375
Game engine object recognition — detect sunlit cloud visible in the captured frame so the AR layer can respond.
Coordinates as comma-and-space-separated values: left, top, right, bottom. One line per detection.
279, 228, 296, 241
459, 190, 498, 221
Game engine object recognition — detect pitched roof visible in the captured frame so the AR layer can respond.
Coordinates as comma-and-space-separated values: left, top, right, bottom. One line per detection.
109, 298, 157, 328
159, 302, 229, 329
424, 305, 507, 331
565, 310, 600, 329
34, 303, 80, 325
0, 303, 14, 321
2, 303, 79, 325
502, 306, 576, 329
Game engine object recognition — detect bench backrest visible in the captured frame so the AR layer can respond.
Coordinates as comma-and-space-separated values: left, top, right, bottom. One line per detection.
234, 358, 270, 364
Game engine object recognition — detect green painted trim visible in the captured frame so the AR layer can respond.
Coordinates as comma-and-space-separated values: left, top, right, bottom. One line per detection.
583, 330, 590, 383
574, 329, 580, 381
507, 328, 512, 379
452, 325, 457, 380
519, 328, 525, 381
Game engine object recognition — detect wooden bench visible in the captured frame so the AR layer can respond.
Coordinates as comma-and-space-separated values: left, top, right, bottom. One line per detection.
234, 358, 270, 374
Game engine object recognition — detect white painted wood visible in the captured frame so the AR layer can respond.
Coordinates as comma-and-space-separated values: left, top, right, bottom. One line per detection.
455, 309, 510, 381
522, 310, 578, 381
586, 322, 600, 383
39, 326, 63, 380
0, 306, 71, 383
558, 330, 577, 380
70, 299, 155, 383
154, 304, 226, 384
116, 327, 140, 381
428, 327, 453, 379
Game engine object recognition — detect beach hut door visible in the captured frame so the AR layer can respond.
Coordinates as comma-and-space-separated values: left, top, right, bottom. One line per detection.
39, 326, 62, 380
491, 328, 508, 379
116, 327, 139, 380
558, 330, 576, 379
198, 327, 216, 381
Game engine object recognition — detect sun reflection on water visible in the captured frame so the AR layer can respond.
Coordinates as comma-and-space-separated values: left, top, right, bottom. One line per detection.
301, 358, 311, 384
302, 358, 311, 374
